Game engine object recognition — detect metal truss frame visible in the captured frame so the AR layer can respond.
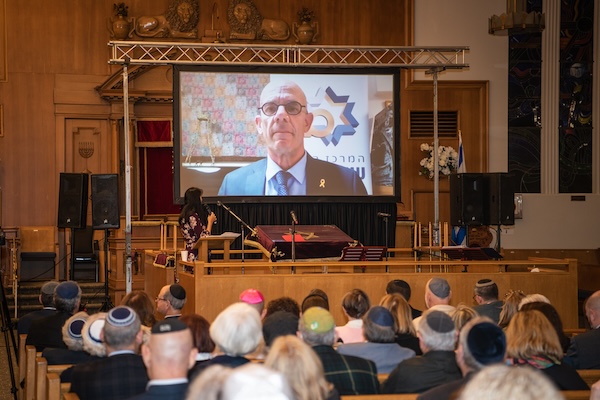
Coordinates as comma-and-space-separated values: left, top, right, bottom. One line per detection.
108, 41, 468, 70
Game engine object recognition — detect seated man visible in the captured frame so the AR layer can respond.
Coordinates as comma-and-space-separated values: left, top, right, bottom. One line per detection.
129, 319, 197, 399
386, 279, 422, 319
564, 290, 600, 369
382, 310, 461, 394
17, 280, 59, 335
413, 278, 455, 331
472, 279, 503, 324
26, 281, 81, 351
156, 284, 186, 319
299, 307, 379, 395
69, 306, 148, 399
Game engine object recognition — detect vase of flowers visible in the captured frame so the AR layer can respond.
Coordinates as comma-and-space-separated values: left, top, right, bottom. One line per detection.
418, 143, 458, 179
293, 8, 318, 44
109, 2, 133, 40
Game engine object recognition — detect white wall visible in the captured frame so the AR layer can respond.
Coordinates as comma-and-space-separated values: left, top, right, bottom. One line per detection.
414, 1, 600, 249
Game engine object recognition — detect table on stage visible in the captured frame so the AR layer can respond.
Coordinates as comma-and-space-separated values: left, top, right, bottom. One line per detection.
253, 225, 355, 260
194, 232, 241, 262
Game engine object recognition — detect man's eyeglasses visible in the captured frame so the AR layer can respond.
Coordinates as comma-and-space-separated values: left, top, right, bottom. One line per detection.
155, 297, 167, 302
259, 101, 305, 116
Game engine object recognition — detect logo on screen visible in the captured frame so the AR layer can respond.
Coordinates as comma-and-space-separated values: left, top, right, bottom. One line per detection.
307, 87, 359, 146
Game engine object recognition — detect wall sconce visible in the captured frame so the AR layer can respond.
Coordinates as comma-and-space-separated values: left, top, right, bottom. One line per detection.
489, 0, 545, 35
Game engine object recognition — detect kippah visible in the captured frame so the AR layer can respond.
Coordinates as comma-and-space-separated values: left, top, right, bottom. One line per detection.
67, 318, 86, 339
41, 281, 59, 295
367, 306, 394, 327
428, 278, 450, 299
240, 288, 264, 304
476, 279, 495, 288
88, 318, 105, 344
467, 322, 506, 365
301, 307, 334, 334
425, 310, 455, 333
169, 284, 186, 300
56, 281, 80, 300
152, 319, 188, 334
107, 306, 136, 327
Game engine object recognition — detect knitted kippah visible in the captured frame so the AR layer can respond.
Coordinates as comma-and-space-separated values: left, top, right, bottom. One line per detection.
67, 318, 86, 339
88, 318, 105, 343
476, 279, 495, 288
301, 307, 334, 334
169, 284, 186, 300
106, 306, 136, 327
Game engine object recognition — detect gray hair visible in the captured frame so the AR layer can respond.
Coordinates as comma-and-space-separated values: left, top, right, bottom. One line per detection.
298, 323, 336, 347
165, 288, 186, 311
210, 302, 262, 356
54, 288, 82, 314
103, 309, 141, 349
418, 314, 457, 351
363, 317, 396, 343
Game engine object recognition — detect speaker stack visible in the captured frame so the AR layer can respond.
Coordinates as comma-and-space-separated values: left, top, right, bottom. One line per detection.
91, 174, 120, 230
450, 173, 515, 226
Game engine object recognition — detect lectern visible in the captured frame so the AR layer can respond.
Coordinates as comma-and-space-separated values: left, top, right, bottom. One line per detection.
193, 232, 241, 262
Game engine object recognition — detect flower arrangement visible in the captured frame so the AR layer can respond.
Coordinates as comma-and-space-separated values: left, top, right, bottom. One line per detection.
419, 143, 458, 179
297, 7, 315, 24
113, 2, 128, 17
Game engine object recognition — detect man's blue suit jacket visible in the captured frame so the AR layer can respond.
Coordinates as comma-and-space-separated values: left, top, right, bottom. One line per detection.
218, 155, 367, 196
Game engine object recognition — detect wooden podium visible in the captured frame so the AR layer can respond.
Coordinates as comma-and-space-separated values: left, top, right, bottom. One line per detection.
194, 232, 241, 262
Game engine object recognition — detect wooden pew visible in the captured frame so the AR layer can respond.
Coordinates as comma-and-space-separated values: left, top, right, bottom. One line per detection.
578, 369, 600, 387
562, 391, 592, 400
18, 334, 27, 395
46, 373, 60, 400
63, 393, 80, 400
23, 345, 37, 400
35, 356, 73, 400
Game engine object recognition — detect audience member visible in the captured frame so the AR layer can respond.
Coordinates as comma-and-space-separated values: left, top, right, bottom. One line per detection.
518, 293, 551, 309
412, 278, 455, 331
70, 306, 148, 399
335, 288, 370, 344
130, 319, 197, 399
457, 364, 564, 400
472, 279, 503, 323
26, 280, 82, 351
239, 288, 266, 318
156, 284, 186, 319
121, 290, 157, 327
262, 311, 299, 348
43, 311, 98, 365
498, 289, 526, 329
379, 293, 421, 355
299, 307, 379, 395
382, 309, 461, 394
301, 289, 330, 312
17, 280, 59, 335
337, 306, 415, 373
505, 309, 588, 390
386, 279, 422, 319
180, 313, 215, 377
221, 363, 293, 400
265, 296, 301, 318
193, 302, 262, 378
418, 317, 506, 400
81, 312, 107, 357
265, 335, 339, 400
450, 304, 478, 333
519, 301, 570, 353
564, 289, 600, 369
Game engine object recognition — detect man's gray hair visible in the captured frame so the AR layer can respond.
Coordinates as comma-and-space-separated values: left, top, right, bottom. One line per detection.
54, 288, 82, 314
103, 310, 141, 349
298, 322, 335, 347
165, 289, 186, 311
418, 315, 457, 351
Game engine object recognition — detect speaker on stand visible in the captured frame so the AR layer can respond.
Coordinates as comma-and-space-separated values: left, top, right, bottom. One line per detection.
91, 174, 120, 311
58, 173, 89, 281
487, 172, 515, 252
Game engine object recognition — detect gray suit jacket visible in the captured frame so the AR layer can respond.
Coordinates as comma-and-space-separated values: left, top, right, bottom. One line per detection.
218, 155, 367, 196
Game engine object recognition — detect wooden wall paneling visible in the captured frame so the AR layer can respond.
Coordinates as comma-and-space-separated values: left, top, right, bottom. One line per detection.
0, 0, 6, 82
412, 190, 451, 227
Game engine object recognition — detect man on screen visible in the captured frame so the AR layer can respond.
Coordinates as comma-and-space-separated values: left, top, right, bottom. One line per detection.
217, 81, 367, 196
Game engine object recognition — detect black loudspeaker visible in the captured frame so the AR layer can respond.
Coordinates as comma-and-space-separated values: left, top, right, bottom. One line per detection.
91, 174, 120, 229
58, 173, 89, 229
488, 173, 515, 225
450, 173, 486, 226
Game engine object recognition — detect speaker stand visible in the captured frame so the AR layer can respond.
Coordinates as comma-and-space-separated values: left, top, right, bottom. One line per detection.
69, 228, 75, 280
99, 229, 114, 311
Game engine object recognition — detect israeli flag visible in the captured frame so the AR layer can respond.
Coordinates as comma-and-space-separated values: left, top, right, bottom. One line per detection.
457, 130, 466, 174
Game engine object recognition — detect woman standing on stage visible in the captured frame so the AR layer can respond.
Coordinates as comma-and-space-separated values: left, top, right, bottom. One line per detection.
179, 187, 217, 261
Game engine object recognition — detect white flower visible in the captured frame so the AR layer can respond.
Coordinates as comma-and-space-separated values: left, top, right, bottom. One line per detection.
418, 143, 458, 179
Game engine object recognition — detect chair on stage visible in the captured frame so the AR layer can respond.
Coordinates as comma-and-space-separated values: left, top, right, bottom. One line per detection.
71, 226, 99, 282
19, 226, 58, 281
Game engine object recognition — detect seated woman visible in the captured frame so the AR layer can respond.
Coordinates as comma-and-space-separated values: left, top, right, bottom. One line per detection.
180, 313, 216, 378
120, 290, 156, 328
335, 288, 370, 344
505, 309, 589, 390
497, 289, 526, 329
379, 293, 421, 355
179, 187, 216, 261
519, 301, 571, 354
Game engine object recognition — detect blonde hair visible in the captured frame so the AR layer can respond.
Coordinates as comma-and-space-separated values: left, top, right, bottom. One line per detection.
498, 289, 526, 328
379, 293, 416, 336
450, 304, 478, 332
505, 310, 563, 361
264, 335, 332, 400
458, 364, 563, 400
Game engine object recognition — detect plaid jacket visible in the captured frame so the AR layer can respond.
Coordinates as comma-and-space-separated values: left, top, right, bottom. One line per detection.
312, 345, 379, 395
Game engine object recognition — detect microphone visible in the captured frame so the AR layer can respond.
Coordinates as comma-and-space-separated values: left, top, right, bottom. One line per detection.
290, 210, 298, 224
377, 212, 391, 218
204, 203, 217, 224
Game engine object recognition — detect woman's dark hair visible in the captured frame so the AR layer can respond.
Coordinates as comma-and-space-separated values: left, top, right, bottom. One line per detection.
179, 187, 207, 223
120, 290, 157, 327
342, 289, 370, 319
180, 313, 216, 353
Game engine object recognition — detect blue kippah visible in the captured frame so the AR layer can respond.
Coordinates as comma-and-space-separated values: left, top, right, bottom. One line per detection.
68, 318, 86, 339
107, 306, 136, 327
367, 306, 395, 327
56, 281, 80, 300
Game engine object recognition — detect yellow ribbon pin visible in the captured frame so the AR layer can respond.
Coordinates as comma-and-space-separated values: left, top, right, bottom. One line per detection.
319, 179, 325, 188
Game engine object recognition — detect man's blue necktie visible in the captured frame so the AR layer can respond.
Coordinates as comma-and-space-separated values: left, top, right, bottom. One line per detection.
275, 171, 291, 196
